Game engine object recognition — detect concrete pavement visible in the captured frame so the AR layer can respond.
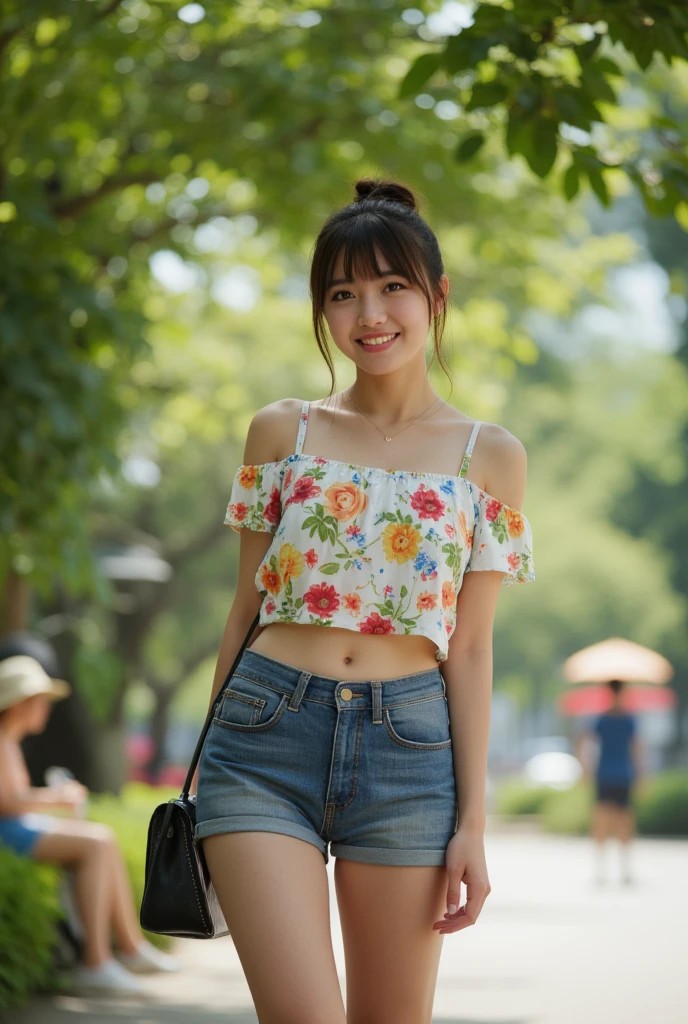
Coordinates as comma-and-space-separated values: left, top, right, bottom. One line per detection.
7, 819, 687, 1023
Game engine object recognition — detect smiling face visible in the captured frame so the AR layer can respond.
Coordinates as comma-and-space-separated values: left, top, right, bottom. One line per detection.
323, 247, 448, 374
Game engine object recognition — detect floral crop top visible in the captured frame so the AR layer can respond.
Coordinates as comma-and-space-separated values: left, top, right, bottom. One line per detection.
225, 401, 535, 662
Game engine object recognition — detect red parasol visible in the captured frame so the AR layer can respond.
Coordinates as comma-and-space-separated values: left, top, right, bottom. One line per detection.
558, 684, 677, 717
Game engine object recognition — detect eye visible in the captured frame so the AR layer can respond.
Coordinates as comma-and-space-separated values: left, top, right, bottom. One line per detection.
330, 281, 406, 302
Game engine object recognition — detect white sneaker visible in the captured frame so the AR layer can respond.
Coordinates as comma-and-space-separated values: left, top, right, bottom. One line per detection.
70, 957, 147, 995
115, 938, 182, 974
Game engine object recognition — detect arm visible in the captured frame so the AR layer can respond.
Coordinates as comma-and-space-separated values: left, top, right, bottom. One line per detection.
441, 427, 529, 833
0, 743, 83, 815
189, 402, 290, 794
203, 403, 288, 716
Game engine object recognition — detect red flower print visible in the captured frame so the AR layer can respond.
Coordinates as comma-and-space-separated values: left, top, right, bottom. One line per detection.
346, 524, 362, 538
383, 585, 393, 597
284, 467, 293, 489
265, 601, 276, 615
444, 523, 455, 539
303, 582, 340, 619
358, 612, 395, 636
228, 501, 249, 523
314, 457, 328, 465
507, 552, 521, 570
264, 486, 281, 526
409, 483, 445, 521
485, 499, 503, 522
286, 476, 322, 506
304, 548, 319, 568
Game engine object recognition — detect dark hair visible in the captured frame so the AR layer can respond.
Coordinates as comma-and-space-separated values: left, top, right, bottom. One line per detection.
309, 177, 453, 397
607, 678, 624, 695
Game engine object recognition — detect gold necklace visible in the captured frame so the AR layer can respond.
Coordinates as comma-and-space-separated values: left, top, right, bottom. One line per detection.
347, 389, 446, 442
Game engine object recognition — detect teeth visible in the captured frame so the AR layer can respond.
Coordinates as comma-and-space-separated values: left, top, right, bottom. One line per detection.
359, 333, 397, 346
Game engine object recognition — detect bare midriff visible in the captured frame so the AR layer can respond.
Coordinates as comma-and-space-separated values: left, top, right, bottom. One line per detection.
248, 622, 442, 682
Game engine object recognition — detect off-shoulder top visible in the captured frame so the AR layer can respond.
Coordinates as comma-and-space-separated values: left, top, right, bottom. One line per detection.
224, 401, 535, 662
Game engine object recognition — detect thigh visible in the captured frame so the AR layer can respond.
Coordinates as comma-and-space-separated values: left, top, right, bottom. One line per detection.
334, 859, 446, 1024
32, 818, 113, 863
202, 831, 346, 1024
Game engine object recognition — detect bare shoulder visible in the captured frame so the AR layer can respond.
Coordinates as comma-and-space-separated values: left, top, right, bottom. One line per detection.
478, 421, 528, 510
242, 398, 303, 465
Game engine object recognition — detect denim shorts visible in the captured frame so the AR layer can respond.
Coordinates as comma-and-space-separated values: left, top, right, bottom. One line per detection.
194, 648, 458, 866
0, 813, 56, 857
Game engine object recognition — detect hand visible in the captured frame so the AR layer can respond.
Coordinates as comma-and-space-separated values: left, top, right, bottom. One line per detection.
432, 826, 491, 935
57, 780, 88, 813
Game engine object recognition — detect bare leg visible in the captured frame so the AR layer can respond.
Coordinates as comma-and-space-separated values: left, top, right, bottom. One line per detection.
613, 804, 636, 883
106, 841, 145, 954
33, 822, 115, 967
335, 858, 447, 1024
591, 803, 612, 883
202, 831, 346, 1024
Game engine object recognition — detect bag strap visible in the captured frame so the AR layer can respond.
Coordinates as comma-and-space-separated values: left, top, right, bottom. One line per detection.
181, 610, 261, 798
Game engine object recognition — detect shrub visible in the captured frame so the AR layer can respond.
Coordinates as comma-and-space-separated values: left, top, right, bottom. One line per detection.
636, 770, 688, 836
0, 847, 61, 1011
493, 778, 553, 815
540, 783, 593, 835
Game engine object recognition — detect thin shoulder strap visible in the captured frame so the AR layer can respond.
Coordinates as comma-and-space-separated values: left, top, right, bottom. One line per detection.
458, 421, 481, 478
294, 400, 310, 455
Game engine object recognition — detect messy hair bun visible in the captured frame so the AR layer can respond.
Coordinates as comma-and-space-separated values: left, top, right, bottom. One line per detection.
353, 177, 418, 212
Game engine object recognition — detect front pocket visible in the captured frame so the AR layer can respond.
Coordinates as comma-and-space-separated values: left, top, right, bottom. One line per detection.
213, 673, 288, 732
384, 695, 452, 750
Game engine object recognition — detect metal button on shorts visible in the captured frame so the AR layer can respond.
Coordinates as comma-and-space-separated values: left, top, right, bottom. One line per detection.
194, 648, 458, 866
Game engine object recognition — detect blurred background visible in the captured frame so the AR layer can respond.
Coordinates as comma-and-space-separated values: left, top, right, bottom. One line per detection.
1, 1, 687, 1019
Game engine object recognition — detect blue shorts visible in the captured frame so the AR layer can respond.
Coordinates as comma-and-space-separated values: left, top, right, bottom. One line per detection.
0, 813, 56, 857
194, 648, 459, 866
596, 780, 632, 807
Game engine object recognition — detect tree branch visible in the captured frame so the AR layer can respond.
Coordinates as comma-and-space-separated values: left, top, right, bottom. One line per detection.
52, 172, 160, 219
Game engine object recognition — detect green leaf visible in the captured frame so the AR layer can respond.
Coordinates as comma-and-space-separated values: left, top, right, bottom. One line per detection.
398, 52, 441, 100
587, 166, 610, 206
319, 562, 340, 574
525, 119, 559, 178
564, 163, 580, 200
455, 131, 485, 163
465, 81, 508, 112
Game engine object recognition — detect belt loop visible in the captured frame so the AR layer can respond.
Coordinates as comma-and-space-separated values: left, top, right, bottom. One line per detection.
287, 670, 312, 712
371, 681, 382, 725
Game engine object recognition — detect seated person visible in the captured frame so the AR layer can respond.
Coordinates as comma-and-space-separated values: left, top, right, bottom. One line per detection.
0, 655, 180, 995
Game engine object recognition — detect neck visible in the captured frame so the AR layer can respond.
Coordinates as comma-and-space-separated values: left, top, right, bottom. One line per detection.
346, 366, 439, 424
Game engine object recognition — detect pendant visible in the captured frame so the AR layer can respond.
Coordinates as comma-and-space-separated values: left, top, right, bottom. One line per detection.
384, 436, 392, 442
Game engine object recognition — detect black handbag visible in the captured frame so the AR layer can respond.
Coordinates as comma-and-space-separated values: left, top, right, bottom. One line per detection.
139, 611, 261, 939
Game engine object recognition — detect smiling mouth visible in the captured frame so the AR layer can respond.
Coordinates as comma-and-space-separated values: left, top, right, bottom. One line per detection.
356, 332, 400, 347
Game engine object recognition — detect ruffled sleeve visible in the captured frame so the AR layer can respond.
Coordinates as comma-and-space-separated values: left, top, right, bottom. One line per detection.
466, 489, 535, 585
224, 462, 284, 534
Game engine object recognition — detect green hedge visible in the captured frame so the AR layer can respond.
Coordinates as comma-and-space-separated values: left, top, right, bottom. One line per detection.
0, 782, 178, 1010
495, 770, 688, 836
0, 848, 61, 1011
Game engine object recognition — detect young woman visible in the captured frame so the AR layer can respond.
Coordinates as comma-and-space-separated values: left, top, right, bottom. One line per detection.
193, 177, 535, 1024
0, 655, 180, 995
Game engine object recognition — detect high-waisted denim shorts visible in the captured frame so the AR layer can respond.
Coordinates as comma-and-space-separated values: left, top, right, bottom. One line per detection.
194, 648, 458, 866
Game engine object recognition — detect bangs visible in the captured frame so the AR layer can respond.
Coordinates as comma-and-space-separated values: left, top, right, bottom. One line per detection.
315, 214, 432, 310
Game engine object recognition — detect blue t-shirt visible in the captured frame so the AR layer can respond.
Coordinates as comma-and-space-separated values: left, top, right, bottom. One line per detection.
593, 712, 636, 784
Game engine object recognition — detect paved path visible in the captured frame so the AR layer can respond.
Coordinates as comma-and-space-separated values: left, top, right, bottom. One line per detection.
8, 820, 687, 1023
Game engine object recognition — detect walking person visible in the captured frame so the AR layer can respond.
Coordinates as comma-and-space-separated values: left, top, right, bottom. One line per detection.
0, 655, 180, 995
577, 678, 643, 887
193, 177, 535, 1024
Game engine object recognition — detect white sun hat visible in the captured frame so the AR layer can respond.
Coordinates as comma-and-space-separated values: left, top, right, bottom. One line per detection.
0, 655, 71, 713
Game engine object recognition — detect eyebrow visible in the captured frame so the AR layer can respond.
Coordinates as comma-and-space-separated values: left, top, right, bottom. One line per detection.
327, 270, 403, 289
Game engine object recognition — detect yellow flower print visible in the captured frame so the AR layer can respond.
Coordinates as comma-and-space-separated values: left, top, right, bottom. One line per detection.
506, 508, 525, 538
279, 543, 305, 584
382, 522, 420, 564
238, 465, 258, 488
343, 592, 362, 616
441, 580, 456, 608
